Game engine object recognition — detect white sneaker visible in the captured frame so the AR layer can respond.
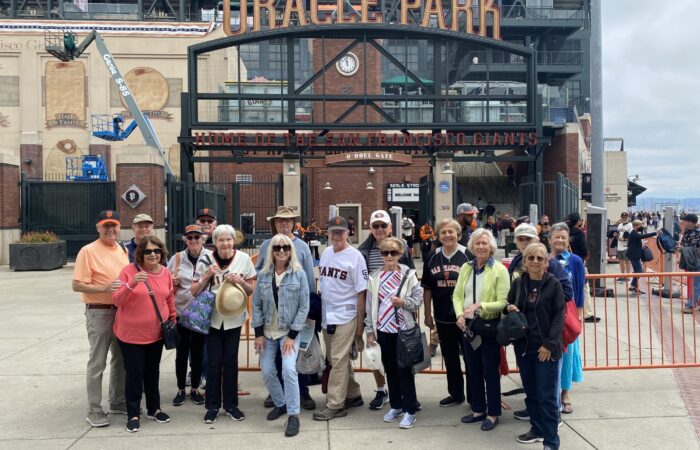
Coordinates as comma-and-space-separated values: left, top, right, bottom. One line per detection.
399, 412, 416, 429
383, 408, 402, 423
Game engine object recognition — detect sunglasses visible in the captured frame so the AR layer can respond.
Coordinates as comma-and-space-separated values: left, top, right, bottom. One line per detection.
372, 223, 389, 229
526, 255, 546, 262
272, 245, 291, 253
185, 234, 201, 241
380, 250, 402, 257
143, 248, 162, 256
198, 218, 215, 224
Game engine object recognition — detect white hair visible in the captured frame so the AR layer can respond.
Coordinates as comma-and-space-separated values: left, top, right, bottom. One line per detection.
212, 224, 236, 243
467, 228, 498, 256
261, 234, 302, 274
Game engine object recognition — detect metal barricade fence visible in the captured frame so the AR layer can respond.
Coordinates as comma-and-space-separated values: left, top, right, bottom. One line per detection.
236, 267, 700, 373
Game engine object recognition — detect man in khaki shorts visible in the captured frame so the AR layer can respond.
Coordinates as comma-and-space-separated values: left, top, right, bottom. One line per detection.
72, 210, 130, 427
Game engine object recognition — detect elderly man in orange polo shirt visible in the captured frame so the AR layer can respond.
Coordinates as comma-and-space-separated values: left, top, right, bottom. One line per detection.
73, 210, 130, 428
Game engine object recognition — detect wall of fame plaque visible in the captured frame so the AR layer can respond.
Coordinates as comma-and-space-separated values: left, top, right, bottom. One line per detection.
45, 61, 86, 129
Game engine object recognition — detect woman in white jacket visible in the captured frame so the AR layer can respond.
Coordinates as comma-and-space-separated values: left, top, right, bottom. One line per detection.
364, 237, 423, 429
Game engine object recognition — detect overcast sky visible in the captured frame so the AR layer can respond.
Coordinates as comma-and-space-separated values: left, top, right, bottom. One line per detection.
601, 0, 700, 198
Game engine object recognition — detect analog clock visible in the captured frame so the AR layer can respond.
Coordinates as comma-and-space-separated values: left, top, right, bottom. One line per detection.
336, 52, 359, 76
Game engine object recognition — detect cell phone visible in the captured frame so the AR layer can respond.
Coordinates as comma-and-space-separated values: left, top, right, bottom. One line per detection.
327, 324, 336, 335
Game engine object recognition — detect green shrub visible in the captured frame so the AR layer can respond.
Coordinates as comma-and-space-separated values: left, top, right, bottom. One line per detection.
18, 231, 60, 243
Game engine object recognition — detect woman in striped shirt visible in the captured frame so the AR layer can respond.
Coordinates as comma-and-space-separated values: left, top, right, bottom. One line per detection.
364, 237, 424, 429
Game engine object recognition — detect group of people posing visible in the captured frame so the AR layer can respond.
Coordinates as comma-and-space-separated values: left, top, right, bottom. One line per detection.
74, 204, 583, 449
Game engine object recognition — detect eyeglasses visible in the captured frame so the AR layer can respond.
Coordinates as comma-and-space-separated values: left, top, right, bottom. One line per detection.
372, 223, 389, 229
143, 248, 162, 255
185, 235, 201, 241
272, 245, 291, 253
526, 255, 546, 262
380, 250, 402, 257
198, 218, 215, 224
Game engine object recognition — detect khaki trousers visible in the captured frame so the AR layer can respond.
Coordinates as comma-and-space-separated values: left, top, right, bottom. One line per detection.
323, 319, 362, 410
85, 308, 126, 414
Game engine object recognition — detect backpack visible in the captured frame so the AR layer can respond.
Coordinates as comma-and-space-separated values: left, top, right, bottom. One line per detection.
656, 229, 677, 254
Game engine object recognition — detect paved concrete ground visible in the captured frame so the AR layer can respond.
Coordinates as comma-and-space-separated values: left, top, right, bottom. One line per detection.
1, 263, 699, 449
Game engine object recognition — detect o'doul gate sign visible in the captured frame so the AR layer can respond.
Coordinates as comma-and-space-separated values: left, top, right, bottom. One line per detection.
223, 0, 501, 39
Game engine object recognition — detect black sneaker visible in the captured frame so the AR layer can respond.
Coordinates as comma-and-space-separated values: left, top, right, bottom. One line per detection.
146, 411, 170, 423
172, 390, 186, 406
301, 392, 317, 410
517, 431, 543, 443
203, 409, 218, 424
344, 396, 364, 408
126, 417, 140, 433
190, 390, 205, 405
514, 409, 530, 421
225, 406, 245, 421
439, 395, 464, 407
267, 405, 287, 421
264, 394, 275, 408
285, 415, 300, 437
368, 390, 388, 410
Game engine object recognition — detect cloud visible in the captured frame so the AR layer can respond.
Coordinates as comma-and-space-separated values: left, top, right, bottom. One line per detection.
602, 0, 700, 198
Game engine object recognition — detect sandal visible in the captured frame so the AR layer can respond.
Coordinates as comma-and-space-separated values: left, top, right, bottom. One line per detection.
561, 401, 573, 414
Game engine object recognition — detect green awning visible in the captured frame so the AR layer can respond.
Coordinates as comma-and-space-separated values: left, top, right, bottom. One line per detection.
381, 76, 434, 87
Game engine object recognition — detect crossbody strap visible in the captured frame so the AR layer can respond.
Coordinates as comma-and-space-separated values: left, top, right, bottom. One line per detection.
133, 262, 164, 325
392, 269, 413, 325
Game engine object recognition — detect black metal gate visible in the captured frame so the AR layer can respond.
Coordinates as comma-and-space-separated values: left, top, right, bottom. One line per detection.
232, 175, 283, 251
20, 174, 116, 260
519, 172, 579, 222
166, 175, 228, 254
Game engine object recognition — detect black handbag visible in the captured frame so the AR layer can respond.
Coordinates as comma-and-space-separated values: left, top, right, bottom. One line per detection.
136, 263, 179, 350
463, 264, 500, 341
392, 271, 425, 369
641, 245, 654, 262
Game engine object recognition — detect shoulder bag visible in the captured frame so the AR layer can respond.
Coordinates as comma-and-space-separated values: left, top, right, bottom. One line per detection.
467, 266, 500, 340
136, 263, 179, 350
180, 254, 215, 334
394, 270, 427, 369
641, 245, 654, 262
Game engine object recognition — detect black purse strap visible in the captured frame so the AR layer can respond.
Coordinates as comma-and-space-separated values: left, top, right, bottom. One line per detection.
472, 265, 477, 305
392, 269, 413, 326
134, 262, 164, 325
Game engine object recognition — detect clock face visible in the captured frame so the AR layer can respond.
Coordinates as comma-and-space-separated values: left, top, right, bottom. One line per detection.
336, 52, 359, 76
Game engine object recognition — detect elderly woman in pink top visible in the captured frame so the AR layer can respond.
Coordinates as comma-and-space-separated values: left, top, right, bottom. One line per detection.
113, 235, 176, 433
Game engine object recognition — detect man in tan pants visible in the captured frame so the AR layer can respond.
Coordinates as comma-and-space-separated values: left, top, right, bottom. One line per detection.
313, 216, 368, 421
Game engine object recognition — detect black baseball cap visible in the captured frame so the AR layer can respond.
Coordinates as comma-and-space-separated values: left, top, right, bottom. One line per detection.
683, 213, 698, 224
197, 208, 217, 220
327, 216, 349, 231
97, 210, 120, 226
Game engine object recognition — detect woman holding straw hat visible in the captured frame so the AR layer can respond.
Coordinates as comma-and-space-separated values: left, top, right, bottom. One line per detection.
191, 224, 256, 425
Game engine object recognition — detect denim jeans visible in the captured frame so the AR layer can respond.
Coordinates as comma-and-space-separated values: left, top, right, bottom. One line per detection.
275, 347, 310, 396
261, 335, 300, 415
685, 274, 700, 308
630, 258, 643, 289
517, 346, 561, 450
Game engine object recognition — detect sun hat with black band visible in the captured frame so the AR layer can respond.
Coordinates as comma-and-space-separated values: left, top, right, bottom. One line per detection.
267, 206, 300, 234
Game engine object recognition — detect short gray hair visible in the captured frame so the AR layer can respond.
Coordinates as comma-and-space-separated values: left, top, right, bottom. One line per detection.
212, 224, 237, 243
550, 222, 570, 235
467, 228, 498, 256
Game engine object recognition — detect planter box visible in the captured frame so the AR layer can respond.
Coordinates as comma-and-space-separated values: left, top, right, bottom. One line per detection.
10, 241, 67, 271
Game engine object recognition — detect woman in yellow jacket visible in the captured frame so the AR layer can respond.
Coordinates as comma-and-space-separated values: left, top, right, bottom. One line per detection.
452, 228, 510, 431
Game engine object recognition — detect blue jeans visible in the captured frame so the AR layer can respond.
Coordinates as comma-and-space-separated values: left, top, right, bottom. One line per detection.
685, 274, 700, 308
517, 346, 561, 450
261, 335, 300, 415
275, 347, 310, 396
630, 258, 643, 289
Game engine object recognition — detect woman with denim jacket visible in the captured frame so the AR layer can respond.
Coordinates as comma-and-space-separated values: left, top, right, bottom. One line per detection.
507, 242, 565, 450
252, 234, 310, 437
452, 228, 509, 431
364, 237, 423, 429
